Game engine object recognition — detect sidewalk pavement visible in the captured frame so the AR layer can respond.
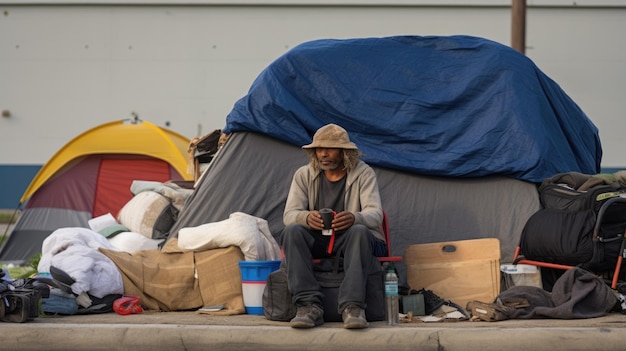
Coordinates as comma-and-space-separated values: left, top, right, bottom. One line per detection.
4, 310, 626, 351
0, 222, 15, 236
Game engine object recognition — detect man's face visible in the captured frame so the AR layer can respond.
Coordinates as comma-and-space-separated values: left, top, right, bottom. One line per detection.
316, 148, 343, 171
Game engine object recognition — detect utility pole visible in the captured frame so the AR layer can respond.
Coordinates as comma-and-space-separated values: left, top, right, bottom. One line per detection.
511, 0, 527, 54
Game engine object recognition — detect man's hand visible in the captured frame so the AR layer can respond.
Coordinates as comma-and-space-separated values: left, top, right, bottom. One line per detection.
306, 211, 324, 230
331, 211, 354, 231
308, 210, 355, 231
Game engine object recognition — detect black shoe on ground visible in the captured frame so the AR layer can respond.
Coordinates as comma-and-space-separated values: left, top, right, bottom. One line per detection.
341, 304, 368, 329
290, 304, 324, 328
417, 288, 446, 315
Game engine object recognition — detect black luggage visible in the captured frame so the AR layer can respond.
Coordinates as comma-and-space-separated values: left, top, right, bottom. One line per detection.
520, 208, 597, 266
518, 172, 626, 290
538, 172, 624, 213
0, 277, 49, 323
262, 258, 385, 322
312, 258, 385, 322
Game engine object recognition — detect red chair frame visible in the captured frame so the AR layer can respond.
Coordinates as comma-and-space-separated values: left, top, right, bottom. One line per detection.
378, 211, 403, 263
311, 211, 403, 264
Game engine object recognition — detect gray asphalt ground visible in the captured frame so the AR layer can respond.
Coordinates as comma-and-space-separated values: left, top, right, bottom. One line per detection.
4, 222, 626, 350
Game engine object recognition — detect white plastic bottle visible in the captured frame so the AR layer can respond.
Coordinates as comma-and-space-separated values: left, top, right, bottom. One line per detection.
384, 262, 399, 325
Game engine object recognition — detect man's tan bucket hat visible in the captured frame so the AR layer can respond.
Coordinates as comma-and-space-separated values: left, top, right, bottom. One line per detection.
302, 124, 358, 150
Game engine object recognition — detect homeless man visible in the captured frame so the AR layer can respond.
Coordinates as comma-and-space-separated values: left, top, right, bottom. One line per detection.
282, 123, 387, 329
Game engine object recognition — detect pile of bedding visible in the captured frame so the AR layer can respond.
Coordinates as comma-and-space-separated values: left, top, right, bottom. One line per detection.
37, 180, 281, 314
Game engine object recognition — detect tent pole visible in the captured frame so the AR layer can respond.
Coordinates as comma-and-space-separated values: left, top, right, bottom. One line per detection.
511, 0, 527, 54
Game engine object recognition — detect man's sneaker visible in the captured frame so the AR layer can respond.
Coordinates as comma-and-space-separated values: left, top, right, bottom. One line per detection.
416, 288, 446, 315
290, 304, 324, 328
341, 304, 368, 329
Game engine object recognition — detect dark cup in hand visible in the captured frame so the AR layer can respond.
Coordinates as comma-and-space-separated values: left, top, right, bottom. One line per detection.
319, 208, 334, 235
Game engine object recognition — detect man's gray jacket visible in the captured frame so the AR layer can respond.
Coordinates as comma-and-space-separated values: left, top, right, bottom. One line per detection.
283, 160, 385, 243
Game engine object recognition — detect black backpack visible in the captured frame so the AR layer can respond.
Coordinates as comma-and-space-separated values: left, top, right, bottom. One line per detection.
262, 261, 296, 321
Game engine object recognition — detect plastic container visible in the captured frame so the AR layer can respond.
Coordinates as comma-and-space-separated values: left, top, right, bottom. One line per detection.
500, 264, 543, 290
238, 260, 282, 315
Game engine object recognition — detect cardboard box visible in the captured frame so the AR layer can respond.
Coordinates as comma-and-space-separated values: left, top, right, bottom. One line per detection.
404, 238, 500, 309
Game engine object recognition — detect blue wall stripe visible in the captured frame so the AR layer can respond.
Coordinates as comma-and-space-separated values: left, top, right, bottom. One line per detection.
0, 165, 42, 209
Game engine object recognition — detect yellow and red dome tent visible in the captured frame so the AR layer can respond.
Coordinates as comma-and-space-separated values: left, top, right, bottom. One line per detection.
0, 119, 193, 264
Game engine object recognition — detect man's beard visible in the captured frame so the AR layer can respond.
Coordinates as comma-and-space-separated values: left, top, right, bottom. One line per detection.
319, 160, 340, 171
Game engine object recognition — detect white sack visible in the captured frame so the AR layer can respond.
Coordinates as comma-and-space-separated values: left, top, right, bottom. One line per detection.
178, 212, 281, 261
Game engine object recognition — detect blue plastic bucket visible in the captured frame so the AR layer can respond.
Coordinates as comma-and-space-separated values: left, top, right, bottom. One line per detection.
238, 260, 282, 315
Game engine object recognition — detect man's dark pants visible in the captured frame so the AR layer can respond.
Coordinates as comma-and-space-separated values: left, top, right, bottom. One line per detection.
281, 224, 386, 315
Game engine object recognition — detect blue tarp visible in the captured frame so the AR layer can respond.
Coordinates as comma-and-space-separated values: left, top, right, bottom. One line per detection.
224, 35, 601, 183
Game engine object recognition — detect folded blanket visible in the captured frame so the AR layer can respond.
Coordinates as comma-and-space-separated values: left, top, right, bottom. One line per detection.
130, 180, 193, 212
497, 267, 618, 319
38, 227, 124, 298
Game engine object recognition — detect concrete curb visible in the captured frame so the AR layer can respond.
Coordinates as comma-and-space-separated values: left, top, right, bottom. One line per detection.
4, 322, 626, 351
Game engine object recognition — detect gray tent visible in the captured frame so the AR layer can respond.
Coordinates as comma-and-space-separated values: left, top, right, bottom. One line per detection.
167, 132, 540, 286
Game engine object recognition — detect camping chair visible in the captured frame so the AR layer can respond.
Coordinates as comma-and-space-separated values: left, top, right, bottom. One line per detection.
513, 196, 626, 290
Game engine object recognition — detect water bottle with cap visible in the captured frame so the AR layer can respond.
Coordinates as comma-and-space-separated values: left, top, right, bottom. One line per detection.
385, 262, 399, 325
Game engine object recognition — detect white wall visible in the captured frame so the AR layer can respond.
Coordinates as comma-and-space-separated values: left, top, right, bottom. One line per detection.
0, 2, 624, 168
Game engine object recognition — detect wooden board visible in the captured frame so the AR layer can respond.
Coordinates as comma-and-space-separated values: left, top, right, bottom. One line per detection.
404, 238, 501, 309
